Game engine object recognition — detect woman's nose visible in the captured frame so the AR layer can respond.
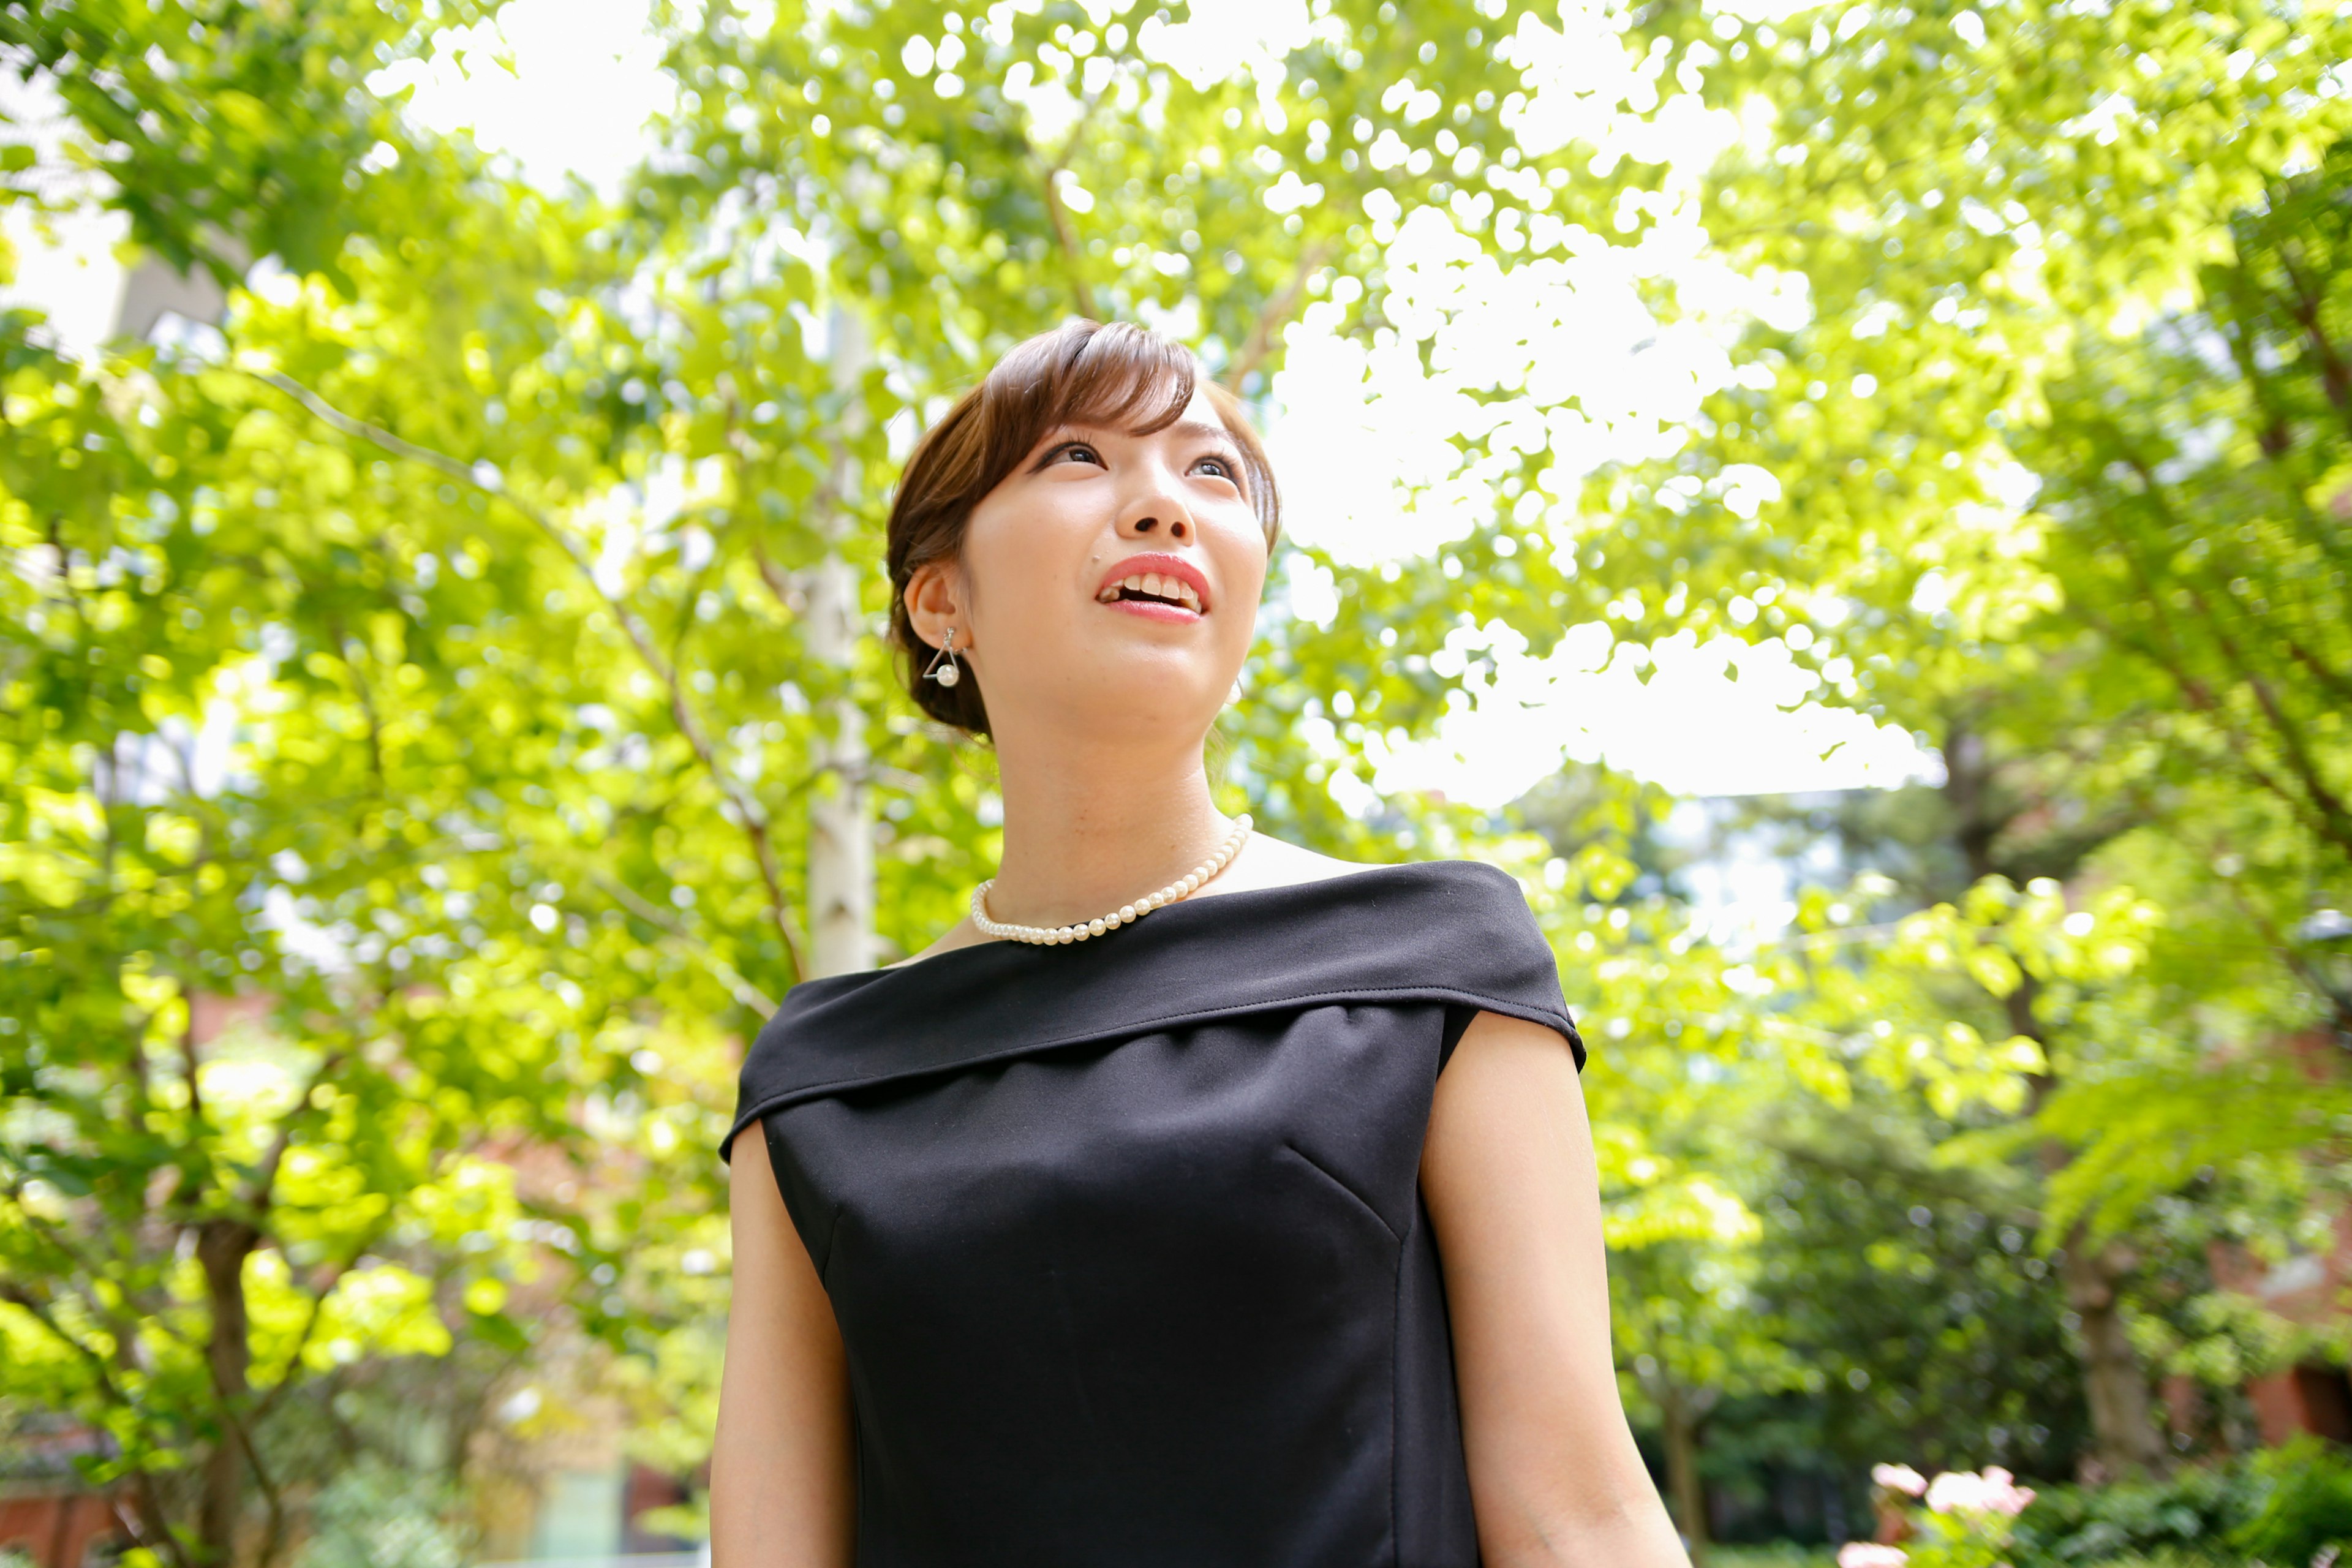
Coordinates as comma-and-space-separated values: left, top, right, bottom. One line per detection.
1119, 499, 1190, 541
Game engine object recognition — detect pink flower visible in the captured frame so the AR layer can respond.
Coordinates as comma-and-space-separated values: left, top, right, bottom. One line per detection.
1871, 1463, 1929, 1497
1838, 1545, 1909, 1567
1925, 1470, 1986, 1514
1981, 1466, 2037, 1517
1925, 1466, 2038, 1517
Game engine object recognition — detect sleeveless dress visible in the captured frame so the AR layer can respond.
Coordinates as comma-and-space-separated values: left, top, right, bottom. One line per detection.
721, 859, 1583, 1568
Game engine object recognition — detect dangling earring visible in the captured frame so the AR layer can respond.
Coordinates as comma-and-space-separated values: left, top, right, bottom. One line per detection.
924, 628, 963, 689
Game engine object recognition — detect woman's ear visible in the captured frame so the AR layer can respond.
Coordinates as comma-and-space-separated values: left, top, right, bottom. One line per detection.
903, 560, 967, 652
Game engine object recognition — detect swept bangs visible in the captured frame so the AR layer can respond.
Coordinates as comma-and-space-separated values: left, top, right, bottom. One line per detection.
987, 321, 1200, 467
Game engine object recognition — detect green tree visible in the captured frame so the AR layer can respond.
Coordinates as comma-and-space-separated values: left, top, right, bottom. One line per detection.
1521, 0, 2352, 1478
1, 13, 740, 1564
1, 2, 503, 285
17, 0, 2346, 1553
4, 1, 1722, 1558
2009, 148, 2352, 1251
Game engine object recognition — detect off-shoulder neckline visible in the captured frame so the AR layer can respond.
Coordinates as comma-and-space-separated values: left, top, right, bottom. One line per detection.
865, 857, 1505, 982
720, 856, 1575, 1157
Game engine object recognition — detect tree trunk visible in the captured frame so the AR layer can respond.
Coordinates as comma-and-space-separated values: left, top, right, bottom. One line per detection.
1660, 1386, 1710, 1566
2059, 1228, 2173, 1480
807, 548, 874, 978
2007, 984, 2173, 1480
2009, 996, 2173, 1481
195, 1217, 258, 1566
1944, 721, 2173, 1482
807, 304, 875, 979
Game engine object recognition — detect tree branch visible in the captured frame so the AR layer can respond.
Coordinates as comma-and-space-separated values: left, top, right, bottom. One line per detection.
1037, 91, 1109, 320
244, 1048, 347, 1213
249, 1230, 382, 1424
2274, 241, 2352, 435
251, 368, 810, 984
1224, 239, 1335, 392
592, 873, 779, 1014
323, 609, 390, 786
2282, 633, 2352, 710
2165, 564, 2352, 854
1, 1175, 161, 1360
2090, 460, 2352, 860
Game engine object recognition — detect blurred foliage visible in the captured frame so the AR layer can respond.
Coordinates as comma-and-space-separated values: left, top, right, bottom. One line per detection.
1601, 0, 2352, 1497
2011, 1459, 2266, 1566
2228, 1436, 2352, 1568
1749, 1091, 2094, 1482
1994, 1441, 2352, 1568
0, 2, 505, 285
3, 0, 2351, 1561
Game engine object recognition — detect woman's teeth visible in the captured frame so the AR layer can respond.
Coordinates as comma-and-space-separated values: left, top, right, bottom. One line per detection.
1097, 572, 1203, 611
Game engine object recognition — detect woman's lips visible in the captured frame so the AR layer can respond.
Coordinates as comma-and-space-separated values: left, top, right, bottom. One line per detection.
1104, 597, 1200, 624
1095, 553, 1210, 620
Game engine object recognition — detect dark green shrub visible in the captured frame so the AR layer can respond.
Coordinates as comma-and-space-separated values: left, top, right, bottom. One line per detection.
2009, 1460, 2260, 1564
2231, 1438, 2352, 1567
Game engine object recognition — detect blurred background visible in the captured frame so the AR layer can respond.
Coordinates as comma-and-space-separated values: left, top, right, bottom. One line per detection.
2, 0, 2349, 1564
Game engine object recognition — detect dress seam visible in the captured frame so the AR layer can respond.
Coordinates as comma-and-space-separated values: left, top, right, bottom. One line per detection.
1280, 1140, 1405, 1242
1391, 1197, 1408, 1568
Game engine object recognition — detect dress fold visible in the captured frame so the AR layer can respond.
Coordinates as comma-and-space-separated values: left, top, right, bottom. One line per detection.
722, 859, 1581, 1156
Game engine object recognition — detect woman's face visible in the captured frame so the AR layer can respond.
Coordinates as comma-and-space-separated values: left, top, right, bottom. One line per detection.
914, 384, 1269, 745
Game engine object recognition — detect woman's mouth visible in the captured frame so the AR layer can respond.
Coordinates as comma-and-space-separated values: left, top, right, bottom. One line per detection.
1095, 570, 1203, 614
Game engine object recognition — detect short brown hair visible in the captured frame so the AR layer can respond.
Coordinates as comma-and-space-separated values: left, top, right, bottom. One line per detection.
885, 320, 1281, 736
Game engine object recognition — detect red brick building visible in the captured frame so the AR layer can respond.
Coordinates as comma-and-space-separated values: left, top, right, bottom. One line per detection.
2211, 1202, 2352, 1446
0, 1420, 128, 1568
2202, 1028, 2352, 1447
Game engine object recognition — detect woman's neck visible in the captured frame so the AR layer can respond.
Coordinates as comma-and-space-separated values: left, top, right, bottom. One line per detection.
984, 724, 1232, 929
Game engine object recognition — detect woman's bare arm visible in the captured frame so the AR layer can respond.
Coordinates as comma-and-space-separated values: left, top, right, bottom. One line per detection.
710, 1130, 856, 1568
1422, 1009, 1691, 1568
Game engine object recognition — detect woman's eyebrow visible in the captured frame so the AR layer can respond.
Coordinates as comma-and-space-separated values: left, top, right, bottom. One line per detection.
1160, 418, 1238, 448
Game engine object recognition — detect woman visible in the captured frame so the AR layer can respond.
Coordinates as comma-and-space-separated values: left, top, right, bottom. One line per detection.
710, 320, 1689, 1568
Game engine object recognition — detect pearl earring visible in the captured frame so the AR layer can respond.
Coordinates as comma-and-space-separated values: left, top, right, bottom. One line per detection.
924, 627, 963, 689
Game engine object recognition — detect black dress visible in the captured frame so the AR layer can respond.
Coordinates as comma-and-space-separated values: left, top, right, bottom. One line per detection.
721, 859, 1583, 1568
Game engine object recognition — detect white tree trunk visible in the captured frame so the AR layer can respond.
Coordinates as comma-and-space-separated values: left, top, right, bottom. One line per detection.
806, 305, 875, 978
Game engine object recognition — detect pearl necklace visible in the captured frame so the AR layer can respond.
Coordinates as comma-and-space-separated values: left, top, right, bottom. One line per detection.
971, 815, 1255, 946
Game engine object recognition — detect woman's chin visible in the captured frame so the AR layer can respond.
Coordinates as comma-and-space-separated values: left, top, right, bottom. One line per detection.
1002, 676, 1227, 740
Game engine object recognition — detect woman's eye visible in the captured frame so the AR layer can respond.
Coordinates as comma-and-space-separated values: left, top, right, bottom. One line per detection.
1049, 442, 1103, 467
1194, 456, 1235, 480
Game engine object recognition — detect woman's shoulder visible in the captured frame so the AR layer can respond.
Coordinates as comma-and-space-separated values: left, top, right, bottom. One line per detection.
1206, 832, 1365, 894
1201, 834, 1524, 906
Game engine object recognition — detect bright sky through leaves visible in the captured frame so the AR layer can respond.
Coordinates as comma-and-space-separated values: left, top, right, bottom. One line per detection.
4, 0, 1937, 801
